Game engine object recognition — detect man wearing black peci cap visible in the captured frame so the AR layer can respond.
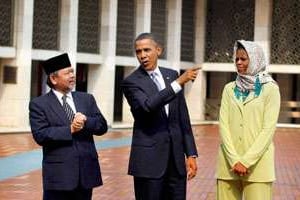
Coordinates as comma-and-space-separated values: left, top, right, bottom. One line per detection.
29, 53, 108, 200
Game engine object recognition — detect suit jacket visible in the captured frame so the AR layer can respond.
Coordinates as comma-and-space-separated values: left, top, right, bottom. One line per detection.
29, 91, 107, 190
216, 81, 280, 182
122, 66, 198, 178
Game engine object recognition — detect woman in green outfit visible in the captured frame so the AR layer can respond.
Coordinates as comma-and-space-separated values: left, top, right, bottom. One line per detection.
216, 40, 281, 200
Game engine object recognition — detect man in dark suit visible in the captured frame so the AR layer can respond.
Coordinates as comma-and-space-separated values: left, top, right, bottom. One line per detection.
122, 32, 199, 200
29, 53, 107, 200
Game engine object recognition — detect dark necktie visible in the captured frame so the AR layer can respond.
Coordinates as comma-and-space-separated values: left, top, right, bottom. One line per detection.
62, 95, 75, 122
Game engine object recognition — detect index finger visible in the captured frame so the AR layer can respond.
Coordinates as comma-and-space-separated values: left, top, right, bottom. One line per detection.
191, 66, 201, 71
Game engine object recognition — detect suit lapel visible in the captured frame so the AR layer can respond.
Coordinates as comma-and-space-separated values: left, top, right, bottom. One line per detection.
47, 91, 69, 123
243, 92, 257, 105
228, 85, 244, 114
229, 84, 258, 113
72, 92, 83, 113
160, 67, 174, 118
137, 66, 170, 118
160, 67, 172, 86
136, 66, 159, 94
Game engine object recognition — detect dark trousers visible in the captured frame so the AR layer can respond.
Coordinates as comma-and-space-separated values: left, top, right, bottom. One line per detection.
134, 151, 187, 200
43, 186, 92, 200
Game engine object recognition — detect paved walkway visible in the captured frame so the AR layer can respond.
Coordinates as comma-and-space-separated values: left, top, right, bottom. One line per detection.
0, 125, 300, 199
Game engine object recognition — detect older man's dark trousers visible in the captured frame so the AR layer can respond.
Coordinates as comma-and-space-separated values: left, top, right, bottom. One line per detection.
43, 186, 92, 200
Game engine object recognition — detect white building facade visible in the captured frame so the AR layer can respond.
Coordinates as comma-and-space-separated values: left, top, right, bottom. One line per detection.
0, 0, 299, 132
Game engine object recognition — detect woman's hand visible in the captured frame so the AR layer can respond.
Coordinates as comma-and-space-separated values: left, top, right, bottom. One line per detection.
232, 162, 248, 176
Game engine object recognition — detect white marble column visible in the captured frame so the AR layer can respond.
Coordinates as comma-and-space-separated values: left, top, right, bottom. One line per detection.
88, 0, 118, 124
0, 0, 34, 130
166, 0, 182, 71
136, 0, 151, 35
60, 0, 79, 68
254, 0, 272, 64
184, 0, 207, 123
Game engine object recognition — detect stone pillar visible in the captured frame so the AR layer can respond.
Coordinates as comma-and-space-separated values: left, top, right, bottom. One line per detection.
166, 0, 182, 71
0, 0, 34, 130
60, 0, 79, 68
88, 0, 118, 125
136, 0, 151, 35
254, 0, 272, 63
184, 0, 207, 123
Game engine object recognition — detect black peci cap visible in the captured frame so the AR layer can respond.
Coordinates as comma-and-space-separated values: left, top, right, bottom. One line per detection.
42, 53, 71, 75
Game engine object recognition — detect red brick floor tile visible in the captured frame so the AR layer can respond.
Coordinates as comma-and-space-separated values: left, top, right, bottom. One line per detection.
0, 134, 39, 157
0, 125, 300, 199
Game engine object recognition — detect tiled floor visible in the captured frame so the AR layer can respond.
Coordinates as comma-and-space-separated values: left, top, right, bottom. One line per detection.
0, 125, 300, 199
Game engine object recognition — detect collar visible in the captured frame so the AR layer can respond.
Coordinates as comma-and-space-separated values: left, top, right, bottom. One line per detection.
52, 89, 73, 102
146, 66, 162, 77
